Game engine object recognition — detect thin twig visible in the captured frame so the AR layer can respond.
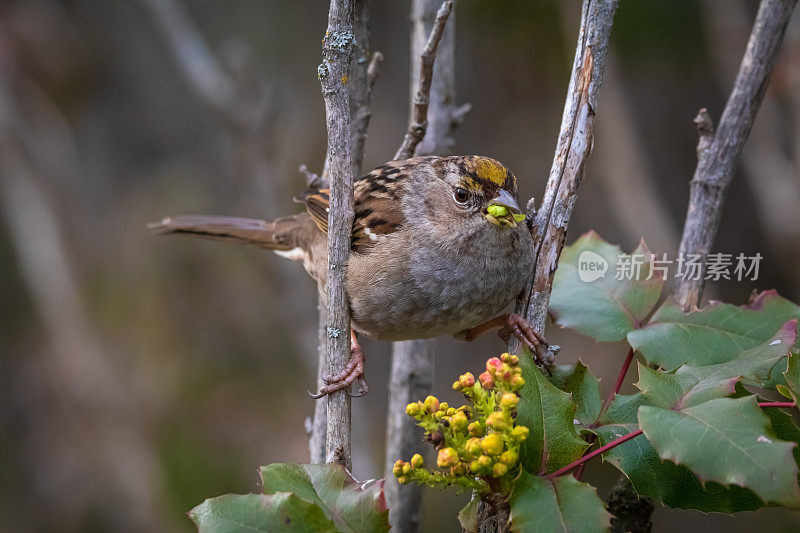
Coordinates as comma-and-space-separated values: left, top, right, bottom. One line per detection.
601, 348, 635, 416
393, 0, 454, 160
319, 0, 358, 469
547, 430, 644, 479
508, 0, 619, 361
675, 0, 798, 310
759, 401, 796, 408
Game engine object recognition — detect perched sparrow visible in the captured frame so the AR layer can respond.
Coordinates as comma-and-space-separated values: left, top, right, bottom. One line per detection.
150, 155, 545, 396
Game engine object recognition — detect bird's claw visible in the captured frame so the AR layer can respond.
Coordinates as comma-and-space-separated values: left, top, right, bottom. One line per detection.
310, 343, 367, 399
499, 313, 548, 363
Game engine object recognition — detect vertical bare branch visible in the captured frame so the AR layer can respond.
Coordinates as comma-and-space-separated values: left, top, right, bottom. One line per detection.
320, 0, 357, 468
508, 0, 619, 358
385, 1, 464, 531
394, 0, 454, 161
676, 0, 797, 310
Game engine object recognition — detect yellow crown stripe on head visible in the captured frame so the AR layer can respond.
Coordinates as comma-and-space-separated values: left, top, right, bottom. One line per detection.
470, 157, 511, 187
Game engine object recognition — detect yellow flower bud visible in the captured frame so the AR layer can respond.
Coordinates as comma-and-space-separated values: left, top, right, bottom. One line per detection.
470, 460, 483, 473
452, 380, 463, 391
466, 437, 482, 458
481, 434, 504, 456
511, 426, 530, 442
440, 402, 449, 411
451, 463, 467, 476
468, 421, 486, 437
500, 393, 519, 409
406, 402, 421, 417
477, 455, 493, 468
486, 412, 508, 432
500, 450, 518, 466
450, 411, 469, 432
437, 447, 459, 468
424, 395, 440, 414
492, 463, 509, 477
411, 454, 424, 468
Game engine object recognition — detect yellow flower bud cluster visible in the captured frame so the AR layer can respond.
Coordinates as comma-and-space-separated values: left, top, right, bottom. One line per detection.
395, 353, 530, 494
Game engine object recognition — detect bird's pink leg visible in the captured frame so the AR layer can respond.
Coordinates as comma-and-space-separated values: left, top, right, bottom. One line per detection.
456, 313, 547, 362
310, 330, 368, 399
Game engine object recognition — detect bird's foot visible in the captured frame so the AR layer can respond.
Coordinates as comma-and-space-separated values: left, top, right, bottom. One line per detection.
310, 332, 368, 399
498, 313, 548, 362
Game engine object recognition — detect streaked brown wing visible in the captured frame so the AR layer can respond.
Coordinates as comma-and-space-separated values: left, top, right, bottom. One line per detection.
300, 161, 411, 253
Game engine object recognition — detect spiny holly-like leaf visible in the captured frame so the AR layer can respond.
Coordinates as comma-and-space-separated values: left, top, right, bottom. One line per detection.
638, 396, 800, 508
550, 231, 664, 342
458, 496, 480, 533
635, 321, 796, 409
548, 361, 603, 427
593, 422, 764, 513
628, 290, 800, 369
189, 493, 337, 533
259, 463, 389, 533
508, 472, 611, 533
517, 357, 589, 474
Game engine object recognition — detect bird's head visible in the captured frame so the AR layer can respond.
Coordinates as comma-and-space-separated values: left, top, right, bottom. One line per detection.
431, 155, 526, 229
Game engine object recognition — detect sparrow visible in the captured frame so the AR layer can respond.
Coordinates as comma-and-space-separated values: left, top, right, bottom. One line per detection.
150, 155, 545, 397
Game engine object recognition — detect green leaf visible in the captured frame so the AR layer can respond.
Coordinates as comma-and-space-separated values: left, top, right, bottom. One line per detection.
508, 472, 611, 533
638, 397, 800, 508
635, 321, 796, 409
593, 393, 764, 513
548, 361, 603, 427
458, 496, 480, 533
189, 493, 337, 533
259, 463, 389, 533
782, 354, 800, 402
517, 357, 590, 474
628, 291, 800, 369
550, 232, 663, 341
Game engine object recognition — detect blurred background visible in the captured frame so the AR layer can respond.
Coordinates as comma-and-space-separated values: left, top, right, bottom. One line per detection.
1, 0, 799, 531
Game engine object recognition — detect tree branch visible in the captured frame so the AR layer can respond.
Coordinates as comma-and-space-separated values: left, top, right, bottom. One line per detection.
393, 0, 454, 161
319, 0, 358, 469
508, 0, 619, 359
675, 0, 797, 310
385, 1, 463, 531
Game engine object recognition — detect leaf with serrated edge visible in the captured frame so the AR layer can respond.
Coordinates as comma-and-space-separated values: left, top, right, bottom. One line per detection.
593, 422, 764, 513
259, 463, 389, 533
548, 361, 603, 427
550, 231, 663, 342
636, 321, 796, 409
189, 493, 337, 533
628, 291, 800, 369
638, 397, 800, 508
509, 472, 610, 533
593, 393, 764, 513
518, 357, 589, 474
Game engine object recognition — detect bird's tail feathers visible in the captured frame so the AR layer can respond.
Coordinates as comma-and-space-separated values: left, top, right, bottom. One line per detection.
147, 214, 308, 252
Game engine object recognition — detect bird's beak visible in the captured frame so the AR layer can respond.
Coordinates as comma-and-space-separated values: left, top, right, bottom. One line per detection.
485, 190, 524, 227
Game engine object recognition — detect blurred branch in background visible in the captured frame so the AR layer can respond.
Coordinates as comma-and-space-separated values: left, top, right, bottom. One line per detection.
676, 0, 798, 310
385, 2, 462, 529
0, 61, 163, 531
700, 0, 800, 291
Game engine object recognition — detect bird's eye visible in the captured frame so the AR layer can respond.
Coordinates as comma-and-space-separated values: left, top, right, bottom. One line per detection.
454, 188, 469, 203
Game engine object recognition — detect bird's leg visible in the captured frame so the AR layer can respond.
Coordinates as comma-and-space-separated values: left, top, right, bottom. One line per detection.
456, 313, 548, 362
310, 330, 368, 399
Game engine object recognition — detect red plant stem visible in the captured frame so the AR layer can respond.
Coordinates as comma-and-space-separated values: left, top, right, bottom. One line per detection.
546, 429, 644, 479
758, 401, 796, 408
595, 347, 636, 424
